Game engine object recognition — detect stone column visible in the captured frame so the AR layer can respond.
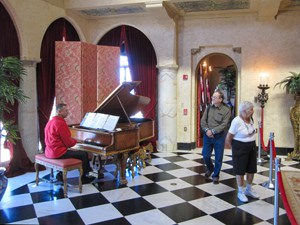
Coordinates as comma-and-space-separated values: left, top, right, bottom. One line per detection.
157, 65, 178, 152
19, 58, 39, 162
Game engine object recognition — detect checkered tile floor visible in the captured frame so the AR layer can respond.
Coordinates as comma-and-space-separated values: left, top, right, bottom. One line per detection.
1, 149, 299, 225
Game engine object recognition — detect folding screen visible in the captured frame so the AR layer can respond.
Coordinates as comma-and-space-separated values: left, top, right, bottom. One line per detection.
55, 41, 120, 124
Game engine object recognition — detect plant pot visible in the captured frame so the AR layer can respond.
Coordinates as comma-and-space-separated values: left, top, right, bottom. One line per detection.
0, 167, 8, 201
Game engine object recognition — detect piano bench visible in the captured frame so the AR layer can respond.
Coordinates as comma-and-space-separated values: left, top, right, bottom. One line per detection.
34, 154, 83, 198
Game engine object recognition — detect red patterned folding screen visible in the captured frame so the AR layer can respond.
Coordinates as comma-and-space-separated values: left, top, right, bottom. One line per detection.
55, 41, 119, 125
97, 45, 120, 105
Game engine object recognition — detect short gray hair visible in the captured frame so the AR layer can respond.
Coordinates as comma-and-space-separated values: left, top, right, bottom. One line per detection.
238, 101, 254, 114
56, 103, 66, 113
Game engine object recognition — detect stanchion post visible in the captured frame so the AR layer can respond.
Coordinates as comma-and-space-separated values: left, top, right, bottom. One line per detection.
274, 157, 281, 225
263, 132, 274, 189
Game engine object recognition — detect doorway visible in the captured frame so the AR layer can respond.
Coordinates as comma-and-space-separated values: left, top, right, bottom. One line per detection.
196, 53, 237, 147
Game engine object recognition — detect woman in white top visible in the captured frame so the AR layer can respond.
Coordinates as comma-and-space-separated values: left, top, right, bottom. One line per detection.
225, 101, 260, 203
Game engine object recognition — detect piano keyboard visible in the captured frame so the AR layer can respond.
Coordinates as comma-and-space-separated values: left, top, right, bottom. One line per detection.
74, 143, 104, 150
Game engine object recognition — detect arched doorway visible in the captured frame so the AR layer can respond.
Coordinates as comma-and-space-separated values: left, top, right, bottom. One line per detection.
196, 53, 237, 147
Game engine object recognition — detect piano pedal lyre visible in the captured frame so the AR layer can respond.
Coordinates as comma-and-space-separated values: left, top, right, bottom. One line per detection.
91, 154, 104, 179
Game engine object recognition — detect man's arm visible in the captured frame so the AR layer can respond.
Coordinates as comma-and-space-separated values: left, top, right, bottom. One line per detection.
58, 122, 77, 147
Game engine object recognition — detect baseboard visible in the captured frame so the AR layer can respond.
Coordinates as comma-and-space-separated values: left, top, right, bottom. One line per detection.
177, 142, 196, 150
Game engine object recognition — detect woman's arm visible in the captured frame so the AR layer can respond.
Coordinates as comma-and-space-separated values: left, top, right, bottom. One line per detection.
225, 132, 234, 149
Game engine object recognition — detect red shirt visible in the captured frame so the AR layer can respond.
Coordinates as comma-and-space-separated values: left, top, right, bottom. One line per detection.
44, 116, 77, 158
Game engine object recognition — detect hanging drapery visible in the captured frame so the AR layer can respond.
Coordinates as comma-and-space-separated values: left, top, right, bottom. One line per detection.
98, 25, 158, 151
36, 18, 80, 151
0, 2, 36, 177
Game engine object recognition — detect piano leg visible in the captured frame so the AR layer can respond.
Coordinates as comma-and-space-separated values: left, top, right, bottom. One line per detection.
116, 152, 129, 185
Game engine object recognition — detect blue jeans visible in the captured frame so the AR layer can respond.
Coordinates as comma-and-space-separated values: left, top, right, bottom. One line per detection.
202, 132, 226, 178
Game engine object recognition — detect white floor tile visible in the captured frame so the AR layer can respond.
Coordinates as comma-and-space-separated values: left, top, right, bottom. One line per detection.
33, 198, 76, 217
238, 200, 286, 220
157, 178, 193, 191
174, 160, 202, 168
189, 196, 235, 214
196, 183, 235, 195
178, 215, 226, 225
143, 192, 185, 208
166, 168, 198, 178
77, 203, 123, 224
125, 209, 176, 225
102, 187, 141, 202
0, 193, 32, 209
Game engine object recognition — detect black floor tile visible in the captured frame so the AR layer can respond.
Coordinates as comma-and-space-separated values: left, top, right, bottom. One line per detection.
130, 182, 168, 196
91, 217, 131, 225
38, 211, 84, 225
0, 205, 36, 224
212, 207, 263, 225
155, 163, 182, 171
70, 193, 109, 209
9, 184, 30, 196
219, 177, 238, 189
159, 202, 206, 223
180, 174, 210, 185
112, 198, 155, 216
163, 156, 188, 162
267, 213, 291, 225
187, 165, 207, 174
172, 186, 211, 201
93, 180, 126, 192
31, 189, 65, 203
144, 171, 176, 182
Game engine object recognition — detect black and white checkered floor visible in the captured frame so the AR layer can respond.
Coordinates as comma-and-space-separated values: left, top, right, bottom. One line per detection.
1, 149, 299, 225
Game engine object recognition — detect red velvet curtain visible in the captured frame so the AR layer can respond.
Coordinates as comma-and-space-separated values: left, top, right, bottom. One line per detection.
98, 25, 158, 150
36, 18, 79, 151
124, 26, 158, 149
0, 2, 36, 177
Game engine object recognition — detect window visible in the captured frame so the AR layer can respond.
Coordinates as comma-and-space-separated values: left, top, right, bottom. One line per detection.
119, 55, 143, 118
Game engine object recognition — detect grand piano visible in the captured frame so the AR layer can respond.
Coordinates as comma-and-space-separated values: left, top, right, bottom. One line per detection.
69, 81, 154, 185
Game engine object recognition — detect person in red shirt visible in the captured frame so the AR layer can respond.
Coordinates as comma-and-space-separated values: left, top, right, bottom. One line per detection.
45, 103, 94, 184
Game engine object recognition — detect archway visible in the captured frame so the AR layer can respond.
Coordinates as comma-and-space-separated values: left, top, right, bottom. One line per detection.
196, 53, 237, 147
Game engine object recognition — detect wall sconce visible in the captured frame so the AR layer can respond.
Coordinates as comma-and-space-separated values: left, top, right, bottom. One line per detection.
257, 72, 270, 108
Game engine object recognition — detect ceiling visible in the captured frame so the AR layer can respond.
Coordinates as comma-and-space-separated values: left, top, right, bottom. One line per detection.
43, 0, 300, 20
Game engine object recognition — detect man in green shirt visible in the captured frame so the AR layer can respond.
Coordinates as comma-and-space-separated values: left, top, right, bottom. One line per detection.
201, 90, 231, 184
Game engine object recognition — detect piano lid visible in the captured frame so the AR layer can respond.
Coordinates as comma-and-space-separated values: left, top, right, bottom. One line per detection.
94, 81, 151, 123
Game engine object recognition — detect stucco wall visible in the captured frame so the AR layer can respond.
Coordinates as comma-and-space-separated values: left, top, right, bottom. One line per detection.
177, 12, 300, 148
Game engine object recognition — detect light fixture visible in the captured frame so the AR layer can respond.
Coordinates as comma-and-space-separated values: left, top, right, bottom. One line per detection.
257, 72, 269, 108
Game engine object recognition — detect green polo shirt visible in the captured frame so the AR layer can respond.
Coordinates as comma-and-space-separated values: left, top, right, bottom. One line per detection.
200, 103, 231, 134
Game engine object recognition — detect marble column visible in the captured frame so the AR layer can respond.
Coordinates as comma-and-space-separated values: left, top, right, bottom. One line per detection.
157, 65, 178, 152
19, 59, 39, 162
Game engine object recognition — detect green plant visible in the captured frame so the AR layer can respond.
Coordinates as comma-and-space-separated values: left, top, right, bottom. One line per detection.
217, 64, 236, 101
274, 72, 300, 96
0, 56, 28, 144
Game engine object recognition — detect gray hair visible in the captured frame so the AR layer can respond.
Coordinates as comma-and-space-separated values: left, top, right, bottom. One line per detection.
56, 103, 66, 113
238, 101, 254, 114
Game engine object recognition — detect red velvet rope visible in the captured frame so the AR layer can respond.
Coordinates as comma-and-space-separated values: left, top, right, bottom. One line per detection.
271, 139, 276, 159
277, 171, 298, 225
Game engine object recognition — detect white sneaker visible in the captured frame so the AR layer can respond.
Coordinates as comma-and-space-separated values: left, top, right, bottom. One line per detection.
237, 191, 248, 202
244, 187, 260, 199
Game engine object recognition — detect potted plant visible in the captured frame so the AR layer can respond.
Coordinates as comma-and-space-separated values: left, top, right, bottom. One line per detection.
275, 72, 300, 160
217, 64, 236, 103
0, 56, 28, 201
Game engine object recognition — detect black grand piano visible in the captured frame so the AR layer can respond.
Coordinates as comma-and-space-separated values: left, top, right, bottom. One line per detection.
69, 81, 154, 185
